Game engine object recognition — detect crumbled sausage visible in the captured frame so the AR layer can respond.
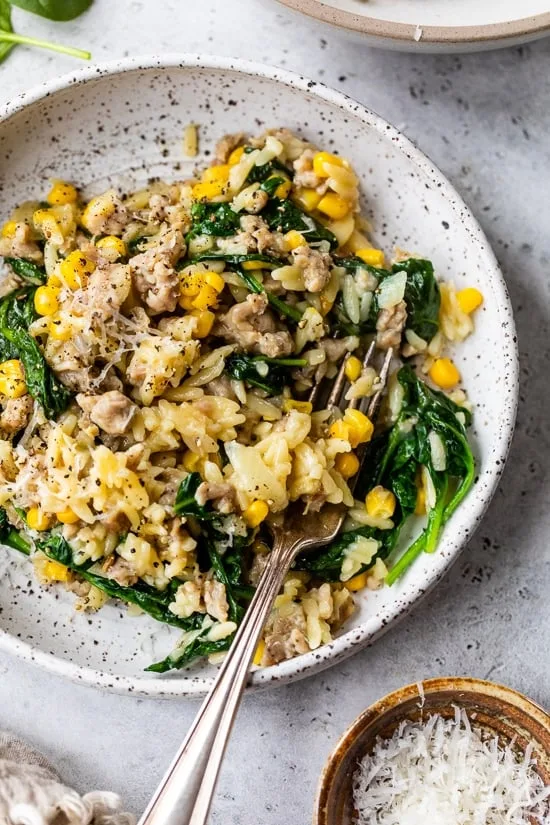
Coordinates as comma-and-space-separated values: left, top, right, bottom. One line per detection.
130, 228, 184, 314
76, 390, 137, 435
214, 132, 245, 164
376, 300, 407, 350
292, 245, 332, 293
213, 293, 293, 358
0, 395, 34, 435
195, 481, 237, 514
292, 148, 322, 189
233, 215, 287, 256
203, 579, 229, 622
263, 610, 310, 665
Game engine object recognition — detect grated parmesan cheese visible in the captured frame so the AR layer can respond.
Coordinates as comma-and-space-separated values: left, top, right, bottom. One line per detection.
352, 707, 550, 825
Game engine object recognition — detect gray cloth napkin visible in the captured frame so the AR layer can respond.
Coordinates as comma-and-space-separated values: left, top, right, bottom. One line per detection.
0, 732, 136, 825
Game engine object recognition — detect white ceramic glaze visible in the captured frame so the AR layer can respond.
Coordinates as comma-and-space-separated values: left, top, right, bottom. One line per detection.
274, 0, 550, 53
0, 55, 518, 697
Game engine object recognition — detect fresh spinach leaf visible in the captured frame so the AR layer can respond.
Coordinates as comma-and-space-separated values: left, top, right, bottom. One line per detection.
393, 258, 440, 342
261, 198, 338, 250
0, 0, 15, 62
11, 0, 93, 21
4, 258, 47, 285
225, 353, 306, 395
0, 0, 91, 62
0, 507, 31, 554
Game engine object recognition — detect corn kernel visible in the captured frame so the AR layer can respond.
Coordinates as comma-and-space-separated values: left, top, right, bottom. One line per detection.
415, 484, 426, 516
34, 285, 60, 316
1, 220, 17, 238
228, 146, 245, 165
56, 507, 79, 525
243, 500, 269, 528
205, 271, 225, 293
366, 485, 396, 519
294, 188, 322, 212
241, 259, 265, 271
429, 358, 460, 390
0, 359, 26, 399
334, 451, 360, 479
345, 355, 362, 382
33, 209, 63, 245
47, 180, 78, 206
48, 318, 72, 341
282, 399, 313, 414
274, 178, 292, 199
26, 507, 52, 532
284, 230, 306, 251
180, 269, 205, 297
457, 287, 483, 314
202, 164, 230, 185
346, 571, 368, 591
179, 295, 196, 311
328, 419, 350, 441
355, 248, 385, 268
60, 250, 95, 290
253, 638, 265, 667
191, 310, 215, 338
192, 180, 226, 200
313, 151, 344, 178
192, 285, 219, 311
96, 235, 127, 260
183, 451, 201, 472
344, 408, 374, 448
42, 560, 70, 581
317, 192, 350, 220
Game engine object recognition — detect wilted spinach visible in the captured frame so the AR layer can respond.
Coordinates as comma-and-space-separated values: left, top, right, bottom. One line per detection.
0, 507, 30, 554
262, 198, 338, 250
225, 352, 307, 395
186, 202, 241, 241
4, 258, 47, 286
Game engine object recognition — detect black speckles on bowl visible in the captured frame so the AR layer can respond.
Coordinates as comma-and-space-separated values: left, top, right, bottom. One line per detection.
0, 56, 519, 698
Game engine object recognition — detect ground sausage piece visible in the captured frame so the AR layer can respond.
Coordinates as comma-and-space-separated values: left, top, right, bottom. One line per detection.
292, 148, 322, 189
195, 481, 237, 514
292, 245, 332, 293
234, 216, 287, 256
213, 293, 293, 358
376, 300, 407, 350
0, 395, 34, 434
76, 390, 137, 435
104, 556, 138, 587
0, 223, 43, 263
214, 132, 245, 164
203, 579, 229, 623
85, 263, 132, 318
263, 611, 310, 665
130, 228, 184, 315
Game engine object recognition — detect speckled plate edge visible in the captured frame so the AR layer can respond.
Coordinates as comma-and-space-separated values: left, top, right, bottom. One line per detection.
275, 0, 550, 49
315, 677, 550, 825
0, 55, 519, 698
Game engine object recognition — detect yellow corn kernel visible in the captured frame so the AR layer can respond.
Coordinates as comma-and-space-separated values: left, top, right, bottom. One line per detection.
33, 209, 63, 245
415, 484, 426, 516
59, 250, 95, 290
355, 247, 385, 268
282, 399, 313, 414
183, 451, 201, 472
34, 285, 60, 316
273, 178, 292, 199
56, 507, 79, 525
317, 193, 350, 220
191, 310, 215, 338
313, 151, 344, 178
328, 419, 350, 441
179, 295, 196, 311
344, 408, 374, 448
96, 235, 127, 259
334, 451, 360, 479
205, 271, 225, 293
284, 230, 306, 251
366, 485, 396, 519
241, 259, 265, 271
429, 358, 460, 390
47, 180, 78, 206
180, 269, 205, 297
42, 560, 70, 581
253, 638, 265, 667
1, 220, 17, 238
192, 180, 226, 200
48, 318, 72, 341
26, 507, 52, 532
243, 500, 269, 528
345, 355, 362, 382
192, 285, 219, 311
202, 164, 230, 185
457, 287, 483, 314
346, 571, 368, 591
294, 188, 322, 212
228, 146, 245, 165
0, 359, 26, 399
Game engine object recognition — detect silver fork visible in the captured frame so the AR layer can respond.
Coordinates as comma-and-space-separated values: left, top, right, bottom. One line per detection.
139, 343, 394, 825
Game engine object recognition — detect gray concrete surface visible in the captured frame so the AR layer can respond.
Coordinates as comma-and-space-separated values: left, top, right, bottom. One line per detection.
0, 1, 549, 821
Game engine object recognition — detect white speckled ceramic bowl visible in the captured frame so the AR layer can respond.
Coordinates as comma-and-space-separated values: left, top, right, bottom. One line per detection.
0, 56, 518, 697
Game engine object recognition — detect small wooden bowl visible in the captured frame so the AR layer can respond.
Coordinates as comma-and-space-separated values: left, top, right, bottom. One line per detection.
314, 677, 550, 825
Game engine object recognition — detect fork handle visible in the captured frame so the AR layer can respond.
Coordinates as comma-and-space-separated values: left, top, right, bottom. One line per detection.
139, 536, 298, 825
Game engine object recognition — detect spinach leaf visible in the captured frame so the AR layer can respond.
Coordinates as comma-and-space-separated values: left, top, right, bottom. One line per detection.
0, 0, 15, 62
238, 267, 302, 323
246, 158, 293, 186
191, 252, 285, 269
260, 176, 286, 197
295, 525, 394, 579
336, 256, 390, 280
146, 622, 233, 673
186, 202, 241, 240
261, 198, 338, 250
0, 288, 71, 420
11, 0, 92, 21
393, 258, 440, 342
0, 0, 91, 62
4, 258, 47, 285
0, 507, 31, 554
174, 472, 219, 522
225, 353, 306, 395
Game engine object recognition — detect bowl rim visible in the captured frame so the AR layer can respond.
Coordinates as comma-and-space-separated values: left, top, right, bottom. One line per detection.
315, 676, 550, 825
275, 0, 550, 46
0, 54, 519, 698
